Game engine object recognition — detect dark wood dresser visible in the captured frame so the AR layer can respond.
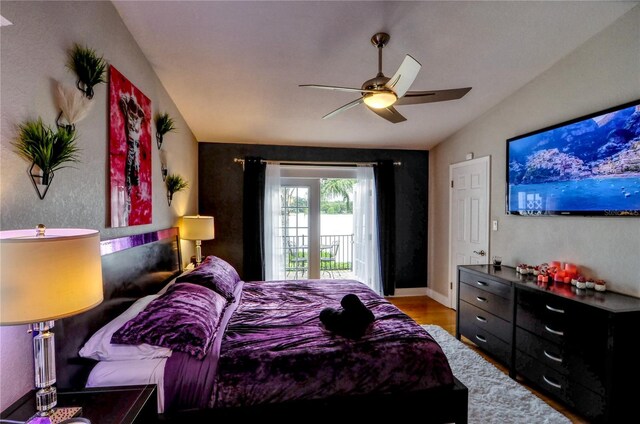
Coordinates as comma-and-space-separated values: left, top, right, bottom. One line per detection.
456, 264, 640, 423
456, 266, 515, 374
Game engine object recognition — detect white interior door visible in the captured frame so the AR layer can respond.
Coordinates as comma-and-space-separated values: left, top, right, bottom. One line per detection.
449, 156, 490, 309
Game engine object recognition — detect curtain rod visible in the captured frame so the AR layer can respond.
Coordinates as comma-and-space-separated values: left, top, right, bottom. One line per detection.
233, 158, 402, 167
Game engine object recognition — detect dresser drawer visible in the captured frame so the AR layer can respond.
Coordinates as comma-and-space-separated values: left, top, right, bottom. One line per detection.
516, 327, 605, 396
516, 289, 608, 348
460, 300, 511, 343
459, 270, 511, 299
516, 350, 606, 422
460, 283, 511, 321
459, 318, 511, 366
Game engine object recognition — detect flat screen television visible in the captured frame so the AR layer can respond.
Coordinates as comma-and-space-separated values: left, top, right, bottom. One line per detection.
506, 99, 640, 216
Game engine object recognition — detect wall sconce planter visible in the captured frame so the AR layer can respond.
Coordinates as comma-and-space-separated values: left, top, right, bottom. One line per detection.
159, 148, 168, 181
28, 163, 54, 200
161, 163, 168, 181
155, 112, 176, 150
165, 173, 188, 206
55, 82, 93, 132
67, 44, 106, 99
14, 118, 79, 199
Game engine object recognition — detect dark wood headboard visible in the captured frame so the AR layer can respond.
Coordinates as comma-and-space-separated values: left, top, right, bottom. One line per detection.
55, 228, 182, 389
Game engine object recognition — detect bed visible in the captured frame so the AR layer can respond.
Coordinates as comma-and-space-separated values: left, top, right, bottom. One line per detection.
55, 228, 468, 423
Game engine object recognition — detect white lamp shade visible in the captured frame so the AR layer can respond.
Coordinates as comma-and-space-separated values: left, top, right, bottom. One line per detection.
0, 228, 103, 325
181, 216, 215, 241
363, 91, 397, 109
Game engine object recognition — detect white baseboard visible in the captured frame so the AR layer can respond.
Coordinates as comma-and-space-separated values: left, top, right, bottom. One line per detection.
426, 287, 451, 307
389, 287, 452, 308
391, 287, 428, 297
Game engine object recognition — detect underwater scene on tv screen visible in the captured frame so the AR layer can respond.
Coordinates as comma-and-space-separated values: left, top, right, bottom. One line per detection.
508, 103, 640, 215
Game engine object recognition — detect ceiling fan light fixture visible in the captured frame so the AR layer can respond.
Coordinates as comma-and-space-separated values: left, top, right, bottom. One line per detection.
300, 32, 471, 123
363, 91, 397, 109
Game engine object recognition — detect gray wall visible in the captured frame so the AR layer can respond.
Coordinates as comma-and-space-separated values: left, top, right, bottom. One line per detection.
198, 142, 428, 289
429, 6, 640, 300
0, 1, 199, 409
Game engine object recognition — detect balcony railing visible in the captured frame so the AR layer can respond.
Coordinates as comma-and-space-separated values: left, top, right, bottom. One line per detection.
285, 234, 353, 278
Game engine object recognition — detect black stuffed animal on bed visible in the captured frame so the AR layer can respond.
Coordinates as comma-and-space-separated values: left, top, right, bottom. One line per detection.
320, 293, 375, 339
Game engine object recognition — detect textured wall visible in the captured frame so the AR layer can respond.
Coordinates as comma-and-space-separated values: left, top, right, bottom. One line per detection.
429, 6, 640, 300
198, 142, 428, 289
0, 1, 198, 409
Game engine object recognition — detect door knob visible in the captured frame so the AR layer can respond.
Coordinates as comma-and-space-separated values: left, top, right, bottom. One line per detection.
473, 250, 486, 256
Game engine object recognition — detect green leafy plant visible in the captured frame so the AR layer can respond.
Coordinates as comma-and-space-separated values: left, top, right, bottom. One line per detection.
320, 178, 355, 212
67, 44, 106, 99
155, 112, 176, 149
15, 118, 79, 178
14, 119, 79, 199
165, 173, 189, 206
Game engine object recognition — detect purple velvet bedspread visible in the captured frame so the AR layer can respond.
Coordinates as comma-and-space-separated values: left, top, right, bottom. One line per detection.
164, 279, 453, 411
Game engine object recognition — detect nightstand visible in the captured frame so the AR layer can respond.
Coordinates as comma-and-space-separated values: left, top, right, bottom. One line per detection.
1, 385, 157, 424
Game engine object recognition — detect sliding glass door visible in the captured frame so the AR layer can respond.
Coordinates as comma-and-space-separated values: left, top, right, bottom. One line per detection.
281, 180, 319, 279
264, 165, 380, 293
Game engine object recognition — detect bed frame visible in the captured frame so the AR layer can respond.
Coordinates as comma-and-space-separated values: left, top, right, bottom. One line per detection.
55, 228, 468, 423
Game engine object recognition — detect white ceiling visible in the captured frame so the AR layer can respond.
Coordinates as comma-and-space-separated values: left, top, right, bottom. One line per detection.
113, 1, 637, 150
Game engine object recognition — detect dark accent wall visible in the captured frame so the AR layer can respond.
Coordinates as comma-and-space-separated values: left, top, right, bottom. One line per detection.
198, 143, 428, 289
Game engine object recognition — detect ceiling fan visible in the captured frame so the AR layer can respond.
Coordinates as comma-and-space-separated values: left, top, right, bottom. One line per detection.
300, 32, 472, 123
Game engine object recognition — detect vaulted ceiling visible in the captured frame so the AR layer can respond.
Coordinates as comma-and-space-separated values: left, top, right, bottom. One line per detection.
113, 1, 636, 149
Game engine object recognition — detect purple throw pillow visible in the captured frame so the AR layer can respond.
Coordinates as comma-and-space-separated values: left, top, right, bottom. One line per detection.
111, 283, 227, 359
176, 256, 241, 301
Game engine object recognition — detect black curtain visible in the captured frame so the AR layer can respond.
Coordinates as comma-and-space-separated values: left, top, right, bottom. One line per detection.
242, 157, 266, 281
375, 160, 396, 296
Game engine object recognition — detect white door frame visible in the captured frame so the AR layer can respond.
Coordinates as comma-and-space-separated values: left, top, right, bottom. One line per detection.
448, 156, 491, 308
280, 166, 358, 279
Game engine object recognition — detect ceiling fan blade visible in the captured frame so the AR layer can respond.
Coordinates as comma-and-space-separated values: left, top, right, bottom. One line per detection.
396, 87, 472, 105
322, 98, 364, 120
300, 84, 378, 94
385, 55, 422, 98
367, 105, 407, 124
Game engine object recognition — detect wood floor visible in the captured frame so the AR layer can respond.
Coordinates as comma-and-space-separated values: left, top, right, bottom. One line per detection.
387, 295, 589, 424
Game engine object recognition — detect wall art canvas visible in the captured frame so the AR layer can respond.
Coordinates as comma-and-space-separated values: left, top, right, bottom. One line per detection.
109, 66, 152, 227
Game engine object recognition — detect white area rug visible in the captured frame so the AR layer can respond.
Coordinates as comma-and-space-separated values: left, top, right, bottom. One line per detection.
422, 325, 571, 424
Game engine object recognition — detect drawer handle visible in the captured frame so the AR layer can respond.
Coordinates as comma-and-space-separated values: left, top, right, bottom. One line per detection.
543, 350, 563, 363
475, 335, 487, 343
476, 281, 488, 286
476, 296, 487, 303
542, 375, 562, 389
476, 315, 487, 323
545, 304, 565, 314
544, 325, 564, 336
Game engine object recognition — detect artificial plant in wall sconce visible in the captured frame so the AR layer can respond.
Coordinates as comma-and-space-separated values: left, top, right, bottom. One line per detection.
159, 149, 168, 181
165, 173, 188, 206
67, 44, 106, 99
161, 162, 168, 181
55, 83, 93, 131
155, 112, 176, 150
14, 118, 80, 199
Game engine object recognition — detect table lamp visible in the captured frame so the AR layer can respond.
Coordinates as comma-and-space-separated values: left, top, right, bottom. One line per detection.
0, 225, 103, 422
181, 215, 215, 266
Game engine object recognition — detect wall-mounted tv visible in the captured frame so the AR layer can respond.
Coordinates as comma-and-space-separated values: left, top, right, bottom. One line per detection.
507, 99, 640, 216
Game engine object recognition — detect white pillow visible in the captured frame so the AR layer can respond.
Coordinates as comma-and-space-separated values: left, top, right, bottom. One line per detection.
86, 358, 167, 413
79, 295, 172, 361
